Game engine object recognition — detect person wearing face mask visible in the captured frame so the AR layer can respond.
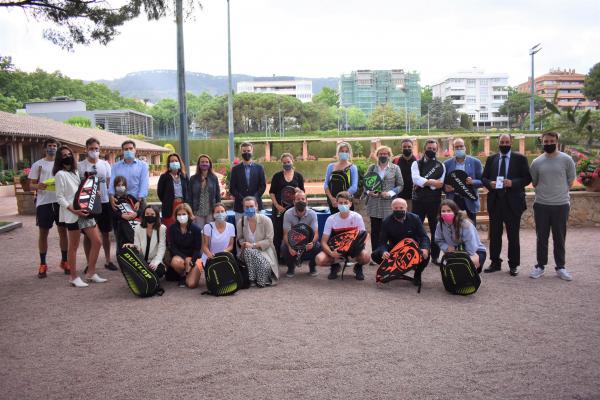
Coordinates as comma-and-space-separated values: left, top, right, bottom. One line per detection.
109, 140, 149, 213
364, 146, 403, 256
281, 190, 320, 278
529, 132, 576, 281
125, 205, 167, 278
392, 138, 417, 210
372, 198, 430, 287
167, 203, 203, 288
28, 138, 69, 278
434, 200, 487, 273
187, 154, 221, 230
411, 139, 446, 264
482, 134, 532, 276
443, 138, 483, 223
229, 142, 267, 225
78, 137, 117, 272
54, 145, 106, 288
186, 203, 236, 289
324, 142, 359, 214
269, 153, 305, 260
236, 196, 278, 287
157, 153, 189, 230
316, 192, 371, 280
111, 176, 140, 249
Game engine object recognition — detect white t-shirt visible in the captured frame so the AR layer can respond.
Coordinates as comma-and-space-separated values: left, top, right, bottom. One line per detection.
201, 222, 236, 264
78, 159, 111, 204
28, 159, 56, 206
323, 211, 366, 237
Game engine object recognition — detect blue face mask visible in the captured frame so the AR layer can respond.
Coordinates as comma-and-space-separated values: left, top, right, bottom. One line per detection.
124, 150, 135, 160
244, 207, 256, 218
338, 204, 350, 213
169, 161, 180, 171
339, 152, 349, 161
214, 212, 227, 221
455, 149, 466, 158
46, 148, 57, 156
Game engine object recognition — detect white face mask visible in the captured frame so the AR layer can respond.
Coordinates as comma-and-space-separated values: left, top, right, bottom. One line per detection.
177, 214, 189, 224
116, 186, 127, 194
88, 150, 100, 160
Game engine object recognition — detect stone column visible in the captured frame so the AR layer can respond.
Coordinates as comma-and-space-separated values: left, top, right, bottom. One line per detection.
412, 138, 419, 158
447, 137, 454, 157
518, 136, 526, 154
484, 136, 490, 156
302, 140, 308, 160
370, 139, 380, 159
108, 151, 116, 164
265, 141, 271, 162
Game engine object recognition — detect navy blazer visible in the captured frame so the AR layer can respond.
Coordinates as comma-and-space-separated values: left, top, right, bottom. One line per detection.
443, 156, 483, 213
229, 162, 267, 213
482, 151, 532, 214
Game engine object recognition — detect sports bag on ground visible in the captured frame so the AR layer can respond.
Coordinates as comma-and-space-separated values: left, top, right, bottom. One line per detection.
202, 252, 243, 296
440, 250, 481, 295
117, 247, 164, 298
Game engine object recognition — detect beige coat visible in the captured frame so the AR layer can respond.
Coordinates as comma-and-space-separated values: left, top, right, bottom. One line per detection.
236, 213, 279, 280
133, 224, 167, 267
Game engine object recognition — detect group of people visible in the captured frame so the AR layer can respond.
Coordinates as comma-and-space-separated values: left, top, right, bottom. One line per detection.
29, 131, 577, 291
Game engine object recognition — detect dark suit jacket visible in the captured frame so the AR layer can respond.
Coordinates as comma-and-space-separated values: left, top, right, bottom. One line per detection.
482, 151, 531, 214
157, 172, 189, 220
229, 162, 267, 212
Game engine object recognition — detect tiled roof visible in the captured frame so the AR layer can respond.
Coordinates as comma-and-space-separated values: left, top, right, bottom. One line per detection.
0, 111, 168, 153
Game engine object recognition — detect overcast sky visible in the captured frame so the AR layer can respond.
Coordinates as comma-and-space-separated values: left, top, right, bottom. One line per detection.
1, 0, 599, 87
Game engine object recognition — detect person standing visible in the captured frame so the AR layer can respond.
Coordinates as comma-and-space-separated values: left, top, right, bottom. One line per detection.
28, 138, 69, 278
392, 138, 417, 210
411, 139, 445, 264
78, 137, 117, 271
187, 154, 221, 230
364, 146, 403, 255
529, 132, 576, 281
109, 140, 149, 213
443, 138, 483, 223
229, 142, 267, 225
157, 153, 188, 229
481, 134, 532, 276
324, 142, 359, 214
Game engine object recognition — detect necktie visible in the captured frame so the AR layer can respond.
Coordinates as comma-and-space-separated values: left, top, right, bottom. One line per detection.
499, 155, 507, 178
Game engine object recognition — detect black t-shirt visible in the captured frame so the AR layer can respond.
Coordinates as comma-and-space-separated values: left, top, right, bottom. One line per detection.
269, 170, 305, 204
393, 156, 416, 200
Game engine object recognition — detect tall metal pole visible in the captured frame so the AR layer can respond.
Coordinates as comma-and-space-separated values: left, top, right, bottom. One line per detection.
176, 0, 189, 170
227, 0, 235, 164
529, 43, 541, 132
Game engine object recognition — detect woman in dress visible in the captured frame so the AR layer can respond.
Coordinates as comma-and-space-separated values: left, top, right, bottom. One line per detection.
187, 154, 221, 230
157, 153, 188, 230
324, 142, 358, 214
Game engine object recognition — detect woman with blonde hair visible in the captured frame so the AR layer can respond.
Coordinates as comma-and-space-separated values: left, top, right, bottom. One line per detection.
166, 203, 202, 287
157, 153, 188, 230
324, 142, 359, 214
187, 153, 221, 229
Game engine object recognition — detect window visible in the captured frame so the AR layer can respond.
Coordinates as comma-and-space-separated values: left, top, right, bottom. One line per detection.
480, 113, 488, 120
480, 96, 488, 104
467, 79, 476, 88
468, 113, 476, 120
467, 96, 476, 104
480, 79, 488, 86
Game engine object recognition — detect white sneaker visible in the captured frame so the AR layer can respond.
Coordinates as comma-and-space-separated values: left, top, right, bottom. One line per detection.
85, 273, 108, 283
530, 266, 545, 279
69, 277, 89, 288
556, 268, 573, 281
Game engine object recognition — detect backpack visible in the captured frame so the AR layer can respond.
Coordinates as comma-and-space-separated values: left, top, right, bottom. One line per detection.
202, 252, 243, 296
117, 247, 164, 298
440, 250, 481, 295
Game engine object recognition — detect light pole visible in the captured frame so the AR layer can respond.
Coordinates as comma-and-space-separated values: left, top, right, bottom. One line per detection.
175, 0, 189, 170
474, 108, 480, 132
427, 103, 432, 135
529, 43, 542, 131
226, 0, 235, 163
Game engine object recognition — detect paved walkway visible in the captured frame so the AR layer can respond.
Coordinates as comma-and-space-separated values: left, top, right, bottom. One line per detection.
1, 208, 599, 399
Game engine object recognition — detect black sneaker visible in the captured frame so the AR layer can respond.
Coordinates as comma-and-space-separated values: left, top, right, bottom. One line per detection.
328, 263, 340, 280
286, 267, 295, 278
105, 262, 118, 271
178, 277, 186, 288
483, 263, 501, 273
354, 264, 364, 281
509, 267, 519, 276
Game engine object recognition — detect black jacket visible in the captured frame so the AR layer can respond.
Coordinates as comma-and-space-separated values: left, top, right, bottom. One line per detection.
229, 162, 266, 213
187, 173, 221, 215
482, 151, 532, 214
157, 172, 189, 220
377, 212, 431, 254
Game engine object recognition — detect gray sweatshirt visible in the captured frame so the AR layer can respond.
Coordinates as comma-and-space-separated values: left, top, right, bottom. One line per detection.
530, 151, 576, 206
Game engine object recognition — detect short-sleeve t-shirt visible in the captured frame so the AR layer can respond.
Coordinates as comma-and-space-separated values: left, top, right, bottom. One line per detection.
78, 159, 111, 204
201, 222, 236, 264
323, 211, 365, 237
282, 207, 318, 233
28, 159, 56, 206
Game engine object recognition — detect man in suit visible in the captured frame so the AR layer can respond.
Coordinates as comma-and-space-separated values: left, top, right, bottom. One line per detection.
443, 138, 483, 223
482, 134, 532, 276
229, 142, 267, 225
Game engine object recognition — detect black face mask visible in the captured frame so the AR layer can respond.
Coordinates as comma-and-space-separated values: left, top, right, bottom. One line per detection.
499, 145, 511, 155
295, 201, 307, 212
543, 144, 556, 154
402, 149, 412, 157
378, 156, 389, 164
393, 210, 406, 220
62, 156, 73, 166
145, 216, 157, 224
425, 150, 436, 159
242, 153, 252, 161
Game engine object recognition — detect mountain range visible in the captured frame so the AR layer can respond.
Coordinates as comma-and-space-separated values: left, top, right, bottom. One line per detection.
97, 70, 339, 102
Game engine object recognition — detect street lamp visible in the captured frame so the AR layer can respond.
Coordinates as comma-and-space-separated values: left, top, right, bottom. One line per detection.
175, 0, 189, 170
529, 43, 542, 131
226, 0, 235, 163
474, 108, 480, 132
427, 103, 432, 134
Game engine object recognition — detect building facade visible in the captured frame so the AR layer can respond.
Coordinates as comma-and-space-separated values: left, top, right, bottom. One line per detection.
339, 69, 421, 116
432, 70, 509, 128
517, 68, 598, 110
19, 97, 154, 137
237, 77, 313, 102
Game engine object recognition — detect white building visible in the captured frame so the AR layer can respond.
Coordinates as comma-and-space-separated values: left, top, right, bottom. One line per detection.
432, 69, 509, 128
237, 77, 313, 103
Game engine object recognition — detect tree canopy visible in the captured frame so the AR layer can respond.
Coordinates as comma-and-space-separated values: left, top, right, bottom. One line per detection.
313, 87, 339, 107
583, 62, 600, 107
498, 89, 545, 128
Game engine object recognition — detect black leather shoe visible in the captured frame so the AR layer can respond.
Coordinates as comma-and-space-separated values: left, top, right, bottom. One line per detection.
483, 263, 501, 273
328, 263, 340, 280
353, 264, 364, 281
509, 267, 519, 276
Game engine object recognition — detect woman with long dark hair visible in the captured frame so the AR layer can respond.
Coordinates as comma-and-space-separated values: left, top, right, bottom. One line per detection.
157, 153, 188, 230
124, 205, 167, 278
187, 154, 221, 230
167, 203, 203, 287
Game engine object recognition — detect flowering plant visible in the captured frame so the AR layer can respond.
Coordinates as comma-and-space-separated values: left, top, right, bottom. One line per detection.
576, 158, 600, 186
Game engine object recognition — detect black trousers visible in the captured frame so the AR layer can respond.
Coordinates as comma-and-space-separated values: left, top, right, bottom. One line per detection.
271, 213, 284, 260
281, 242, 321, 272
370, 217, 382, 253
412, 199, 441, 260
533, 203, 569, 268
488, 198, 522, 268
453, 196, 476, 224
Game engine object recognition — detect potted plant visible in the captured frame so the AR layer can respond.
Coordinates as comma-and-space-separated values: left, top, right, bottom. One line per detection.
16, 168, 31, 192
576, 158, 600, 192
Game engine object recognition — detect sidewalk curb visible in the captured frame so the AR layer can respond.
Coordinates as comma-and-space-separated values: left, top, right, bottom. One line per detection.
0, 221, 23, 234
